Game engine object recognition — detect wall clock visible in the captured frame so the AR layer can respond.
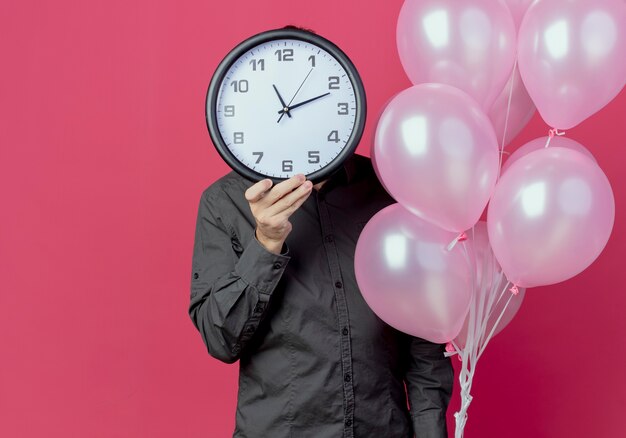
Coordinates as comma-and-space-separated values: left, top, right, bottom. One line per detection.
205, 26, 367, 184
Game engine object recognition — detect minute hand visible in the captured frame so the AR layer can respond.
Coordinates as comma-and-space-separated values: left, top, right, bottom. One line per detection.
278, 92, 331, 114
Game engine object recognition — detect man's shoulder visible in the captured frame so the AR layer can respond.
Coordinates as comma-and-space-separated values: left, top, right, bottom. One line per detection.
350, 152, 372, 171
349, 153, 387, 189
200, 170, 252, 204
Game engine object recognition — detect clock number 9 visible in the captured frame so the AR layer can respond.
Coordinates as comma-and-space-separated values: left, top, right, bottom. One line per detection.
224, 105, 235, 117
275, 49, 294, 62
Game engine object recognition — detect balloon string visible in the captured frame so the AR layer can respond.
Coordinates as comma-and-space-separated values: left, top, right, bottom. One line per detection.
477, 286, 514, 361
496, 58, 518, 183
544, 128, 565, 148
453, 238, 517, 437
454, 238, 477, 438
477, 280, 512, 359
477, 263, 505, 346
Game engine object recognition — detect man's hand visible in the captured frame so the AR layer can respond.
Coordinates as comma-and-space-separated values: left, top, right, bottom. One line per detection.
244, 174, 313, 254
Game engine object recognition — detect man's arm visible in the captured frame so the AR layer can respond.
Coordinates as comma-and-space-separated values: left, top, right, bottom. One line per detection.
188, 174, 312, 364
188, 188, 290, 364
403, 334, 454, 438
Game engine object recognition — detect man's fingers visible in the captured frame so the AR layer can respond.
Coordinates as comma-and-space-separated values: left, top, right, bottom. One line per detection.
263, 174, 307, 205
245, 179, 273, 203
265, 179, 312, 217
274, 190, 312, 224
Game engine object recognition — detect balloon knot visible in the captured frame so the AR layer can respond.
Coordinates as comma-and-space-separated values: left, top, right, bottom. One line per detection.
545, 128, 566, 148
510, 284, 520, 295
446, 232, 468, 251
445, 342, 455, 353
548, 128, 565, 139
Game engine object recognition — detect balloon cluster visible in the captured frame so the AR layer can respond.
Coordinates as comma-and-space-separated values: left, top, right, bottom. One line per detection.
354, 1, 623, 435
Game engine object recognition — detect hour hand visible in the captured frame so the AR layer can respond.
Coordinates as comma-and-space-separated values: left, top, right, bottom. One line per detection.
272, 84, 291, 119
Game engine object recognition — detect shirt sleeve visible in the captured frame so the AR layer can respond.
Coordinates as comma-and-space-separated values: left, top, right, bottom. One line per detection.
188, 189, 290, 364
402, 334, 454, 438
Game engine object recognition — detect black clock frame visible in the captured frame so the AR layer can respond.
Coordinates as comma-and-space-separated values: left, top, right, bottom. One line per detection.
205, 27, 367, 184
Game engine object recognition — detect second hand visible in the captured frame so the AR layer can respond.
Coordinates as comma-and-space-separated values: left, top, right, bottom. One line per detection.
277, 67, 314, 123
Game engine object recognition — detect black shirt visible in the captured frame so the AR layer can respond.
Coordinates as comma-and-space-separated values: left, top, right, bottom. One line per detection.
188, 153, 454, 437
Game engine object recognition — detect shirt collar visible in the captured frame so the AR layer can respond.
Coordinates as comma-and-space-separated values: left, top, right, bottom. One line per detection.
317, 153, 358, 195
343, 153, 358, 184
332, 153, 357, 184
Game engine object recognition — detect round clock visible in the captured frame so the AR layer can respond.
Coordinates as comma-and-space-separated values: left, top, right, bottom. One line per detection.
205, 27, 367, 184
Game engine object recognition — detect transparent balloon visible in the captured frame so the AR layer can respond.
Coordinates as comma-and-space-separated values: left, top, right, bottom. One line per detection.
517, 0, 626, 129
488, 66, 535, 148
397, 0, 517, 110
354, 203, 472, 343
374, 83, 500, 233
488, 147, 615, 288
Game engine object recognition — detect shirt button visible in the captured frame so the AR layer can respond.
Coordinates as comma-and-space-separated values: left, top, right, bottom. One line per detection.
342, 327, 349, 336
193, 272, 199, 279
344, 373, 351, 382
273, 262, 282, 269
246, 326, 256, 334
324, 235, 334, 243
345, 419, 352, 427
335, 281, 342, 289
254, 304, 265, 313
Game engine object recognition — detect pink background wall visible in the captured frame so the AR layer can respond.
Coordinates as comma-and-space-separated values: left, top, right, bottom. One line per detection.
1, 1, 624, 437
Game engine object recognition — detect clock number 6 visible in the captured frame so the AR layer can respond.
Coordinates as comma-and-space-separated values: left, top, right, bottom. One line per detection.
282, 160, 293, 172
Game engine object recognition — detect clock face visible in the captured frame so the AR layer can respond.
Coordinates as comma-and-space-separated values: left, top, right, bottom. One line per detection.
206, 29, 366, 183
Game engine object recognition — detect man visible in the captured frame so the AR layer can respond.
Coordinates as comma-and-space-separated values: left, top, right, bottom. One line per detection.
188, 152, 454, 437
